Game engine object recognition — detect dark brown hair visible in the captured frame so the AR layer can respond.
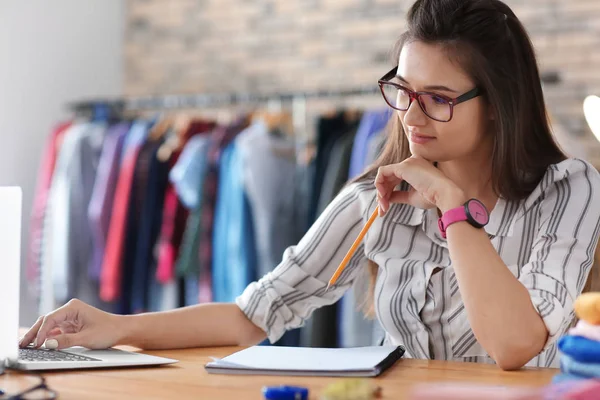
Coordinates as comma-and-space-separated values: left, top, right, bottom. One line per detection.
360, 0, 566, 316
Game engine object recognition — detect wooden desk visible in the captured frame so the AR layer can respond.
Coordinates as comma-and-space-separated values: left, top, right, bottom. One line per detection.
3, 346, 559, 400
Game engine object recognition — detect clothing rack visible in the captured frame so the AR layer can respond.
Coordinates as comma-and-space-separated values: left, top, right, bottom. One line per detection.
69, 86, 381, 113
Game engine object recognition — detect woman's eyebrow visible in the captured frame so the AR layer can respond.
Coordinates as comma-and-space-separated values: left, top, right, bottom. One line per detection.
395, 74, 459, 93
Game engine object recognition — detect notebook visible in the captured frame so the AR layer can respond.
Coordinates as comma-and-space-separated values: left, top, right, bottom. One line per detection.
204, 345, 405, 377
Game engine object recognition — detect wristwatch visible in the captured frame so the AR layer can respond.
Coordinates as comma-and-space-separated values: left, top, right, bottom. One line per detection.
438, 198, 490, 239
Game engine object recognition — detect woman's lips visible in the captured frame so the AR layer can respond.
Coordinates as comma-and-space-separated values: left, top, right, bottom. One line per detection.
410, 133, 436, 144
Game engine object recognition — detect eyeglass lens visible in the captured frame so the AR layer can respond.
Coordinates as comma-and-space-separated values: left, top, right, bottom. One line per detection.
380, 84, 451, 122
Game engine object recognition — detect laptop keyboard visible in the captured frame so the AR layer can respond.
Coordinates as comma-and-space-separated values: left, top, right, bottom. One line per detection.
19, 347, 100, 362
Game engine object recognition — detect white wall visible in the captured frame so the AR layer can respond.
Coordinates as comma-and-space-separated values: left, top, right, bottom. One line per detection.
0, 0, 124, 325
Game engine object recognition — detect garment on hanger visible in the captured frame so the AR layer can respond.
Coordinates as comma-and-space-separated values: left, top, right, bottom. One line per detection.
43, 122, 111, 313
100, 120, 151, 303
130, 137, 170, 314
307, 112, 350, 224
88, 122, 131, 281
236, 120, 298, 278
196, 117, 250, 303
28, 121, 71, 299
212, 140, 257, 302
348, 109, 391, 179
174, 136, 213, 306
153, 120, 215, 311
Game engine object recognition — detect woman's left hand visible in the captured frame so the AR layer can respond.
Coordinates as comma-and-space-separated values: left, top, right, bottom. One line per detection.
375, 156, 465, 216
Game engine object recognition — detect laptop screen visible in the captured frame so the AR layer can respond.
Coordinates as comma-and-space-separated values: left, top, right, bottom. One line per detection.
0, 187, 22, 364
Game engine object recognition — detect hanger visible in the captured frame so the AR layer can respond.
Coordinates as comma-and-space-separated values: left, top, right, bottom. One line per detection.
252, 110, 294, 135
156, 112, 192, 162
148, 114, 174, 141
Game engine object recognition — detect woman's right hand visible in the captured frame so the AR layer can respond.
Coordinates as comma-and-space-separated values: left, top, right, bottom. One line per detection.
19, 299, 125, 351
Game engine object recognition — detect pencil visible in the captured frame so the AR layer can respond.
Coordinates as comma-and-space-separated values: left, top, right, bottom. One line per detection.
326, 205, 380, 291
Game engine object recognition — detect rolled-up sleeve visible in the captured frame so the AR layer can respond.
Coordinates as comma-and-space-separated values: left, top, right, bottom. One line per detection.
519, 159, 600, 348
235, 181, 376, 343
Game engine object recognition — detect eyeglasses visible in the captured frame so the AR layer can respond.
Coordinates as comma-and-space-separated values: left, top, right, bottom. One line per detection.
377, 66, 483, 122
0, 374, 57, 400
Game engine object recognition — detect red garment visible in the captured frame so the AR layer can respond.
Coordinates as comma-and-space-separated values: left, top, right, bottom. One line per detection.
156, 186, 186, 283
27, 122, 71, 288
156, 121, 214, 284
100, 146, 143, 301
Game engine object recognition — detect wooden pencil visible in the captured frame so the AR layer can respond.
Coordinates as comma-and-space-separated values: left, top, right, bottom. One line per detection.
326, 205, 380, 290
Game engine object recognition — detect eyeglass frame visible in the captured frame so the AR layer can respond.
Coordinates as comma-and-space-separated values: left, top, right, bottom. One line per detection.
377, 66, 483, 122
0, 374, 57, 400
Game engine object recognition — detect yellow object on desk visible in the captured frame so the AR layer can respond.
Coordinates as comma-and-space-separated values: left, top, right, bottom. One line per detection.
574, 292, 600, 325
327, 206, 380, 290
321, 379, 382, 400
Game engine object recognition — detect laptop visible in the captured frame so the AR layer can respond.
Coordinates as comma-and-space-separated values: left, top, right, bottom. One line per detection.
0, 186, 178, 371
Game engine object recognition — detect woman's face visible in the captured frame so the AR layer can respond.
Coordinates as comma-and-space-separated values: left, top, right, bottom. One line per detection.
395, 40, 492, 162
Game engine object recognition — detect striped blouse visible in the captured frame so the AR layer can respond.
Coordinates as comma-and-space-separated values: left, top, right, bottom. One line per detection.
236, 158, 600, 368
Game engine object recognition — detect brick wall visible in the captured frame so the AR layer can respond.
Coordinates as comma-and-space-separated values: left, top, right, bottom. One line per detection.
124, 0, 600, 161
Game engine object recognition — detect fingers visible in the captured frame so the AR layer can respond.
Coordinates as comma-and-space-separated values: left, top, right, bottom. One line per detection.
19, 316, 44, 348
375, 165, 403, 215
47, 327, 63, 338
33, 303, 74, 349
389, 191, 410, 205
49, 332, 86, 350
33, 315, 60, 349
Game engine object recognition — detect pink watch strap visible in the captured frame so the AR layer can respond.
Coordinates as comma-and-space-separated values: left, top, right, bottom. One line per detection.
438, 206, 467, 239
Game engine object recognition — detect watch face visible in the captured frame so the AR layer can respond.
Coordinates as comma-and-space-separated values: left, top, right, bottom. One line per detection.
466, 199, 489, 227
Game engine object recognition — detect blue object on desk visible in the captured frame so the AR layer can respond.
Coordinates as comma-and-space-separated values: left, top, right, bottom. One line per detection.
262, 385, 309, 400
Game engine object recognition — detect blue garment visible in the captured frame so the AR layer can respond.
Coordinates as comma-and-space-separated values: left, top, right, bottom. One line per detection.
121, 120, 150, 162
119, 139, 160, 315
131, 139, 170, 313
348, 109, 391, 179
169, 135, 211, 210
211, 142, 257, 303
184, 276, 199, 307
561, 353, 600, 378
558, 335, 600, 363
236, 121, 297, 278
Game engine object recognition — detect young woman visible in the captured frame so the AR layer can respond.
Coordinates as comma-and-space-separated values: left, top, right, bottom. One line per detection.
21, 0, 600, 370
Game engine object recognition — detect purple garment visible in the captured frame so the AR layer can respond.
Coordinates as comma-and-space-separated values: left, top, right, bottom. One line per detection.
88, 122, 131, 280
348, 109, 391, 179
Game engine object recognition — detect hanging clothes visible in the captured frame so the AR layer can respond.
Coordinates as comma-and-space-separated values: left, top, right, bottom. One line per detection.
130, 137, 171, 314
365, 128, 387, 167
41, 122, 111, 313
196, 117, 250, 303
117, 135, 163, 314
169, 135, 212, 210
348, 109, 392, 179
212, 140, 257, 302
28, 121, 71, 299
88, 122, 131, 281
174, 134, 213, 306
156, 121, 215, 284
153, 120, 215, 311
100, 120, 151, 303
316, 129, 358, 215
236, 120, 298, 278
307, 112, 350, 224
